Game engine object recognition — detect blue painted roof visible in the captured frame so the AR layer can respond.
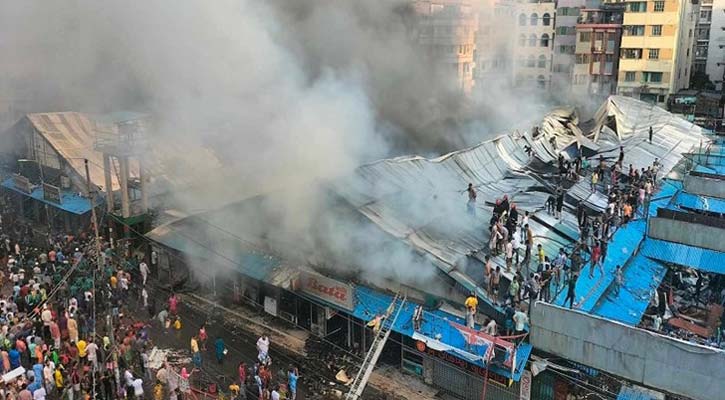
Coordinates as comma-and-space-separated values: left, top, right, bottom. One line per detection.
591, 253, 666, 325
675, 191, 725, 213
693, 164, 725, 176
553, 180, 679, 325
640, 238, 725, 274
351, 286, 533, 381
1, 178, 94, 215
554, 220, 645, 313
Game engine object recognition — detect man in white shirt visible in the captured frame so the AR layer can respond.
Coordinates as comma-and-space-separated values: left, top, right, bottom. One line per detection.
132, 378, 144, 399
86, 339, 99, 371
32, 386, 46, 400
256, 335, 270, 362
139, 261, 150, 285
513, 306, 529, 336
653, 314, 662, 331
271, 387, 281, 400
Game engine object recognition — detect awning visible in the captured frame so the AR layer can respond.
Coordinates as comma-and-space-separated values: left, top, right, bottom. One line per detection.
1, 178, 94, 215
640, 237, 725, 274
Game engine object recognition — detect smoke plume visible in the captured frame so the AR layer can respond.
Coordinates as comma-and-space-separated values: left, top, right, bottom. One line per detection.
0, 0, 556, 292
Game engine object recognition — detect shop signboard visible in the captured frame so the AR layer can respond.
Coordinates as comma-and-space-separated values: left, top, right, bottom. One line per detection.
13, 175, 31, 194
297, 271, 354, 311
43, 183, 62, 203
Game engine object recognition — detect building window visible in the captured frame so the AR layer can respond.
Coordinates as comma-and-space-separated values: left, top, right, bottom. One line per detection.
538, 55, 547, 68
579, 31, 591, 42
653, 1, 665, 12
530, 13, 539, 26
649, 48, 660, 59
643, 71, 663, 82
543, 13, 551, 26
625, 71, 636, 82
527, 55, 536, 67
651, 25, 662, 36
541, 33, 550, 47
519, 34, 527, 46
537, 75, 546, 89
624, 25, 645, 36
529, 34, 538, 47
576, 54, 591, 64
628, 2, 647, 12
622, 48, 643, 59
519, 13, 527, 26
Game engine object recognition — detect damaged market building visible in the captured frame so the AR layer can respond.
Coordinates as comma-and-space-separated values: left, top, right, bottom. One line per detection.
146, 96, 724, 400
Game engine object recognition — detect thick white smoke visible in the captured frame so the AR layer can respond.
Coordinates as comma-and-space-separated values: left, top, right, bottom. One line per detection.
0, 0, 556, 293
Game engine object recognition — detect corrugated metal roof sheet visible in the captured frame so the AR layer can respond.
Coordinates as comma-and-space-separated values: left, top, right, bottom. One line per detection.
591, 253, 666, 326
27, 112, 126, 190
1, 177, 95, 215
640, 238, 725, 274
675, 191, 725, 213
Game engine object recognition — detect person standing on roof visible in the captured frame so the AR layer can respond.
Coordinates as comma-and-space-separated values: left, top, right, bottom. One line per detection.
555, 189, 565, 219
524, 224, 533, 267
589, 241, 602, 278
464, 292, 478, 328
466, 183, 477, 216
613, 265, 624, 295
564, 273, 578, 309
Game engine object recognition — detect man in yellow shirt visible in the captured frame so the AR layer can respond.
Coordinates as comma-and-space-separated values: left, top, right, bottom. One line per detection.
464, 292, 478, 328
190, 335, 201, 368
77, 339, 88, 362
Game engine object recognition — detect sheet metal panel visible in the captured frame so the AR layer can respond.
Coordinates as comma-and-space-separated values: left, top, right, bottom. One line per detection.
640, 238, 725, 274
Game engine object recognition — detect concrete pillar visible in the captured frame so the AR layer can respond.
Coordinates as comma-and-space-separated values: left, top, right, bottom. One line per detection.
139, 160, 148, 213
103, 154, 115, 213
119, 156, 130, 218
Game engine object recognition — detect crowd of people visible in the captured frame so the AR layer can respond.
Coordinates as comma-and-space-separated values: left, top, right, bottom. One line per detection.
0, 214, 300, 400
463, 140, 665, 339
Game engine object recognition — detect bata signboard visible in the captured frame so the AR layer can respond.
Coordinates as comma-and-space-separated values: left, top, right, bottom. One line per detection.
298, 272, 354, 311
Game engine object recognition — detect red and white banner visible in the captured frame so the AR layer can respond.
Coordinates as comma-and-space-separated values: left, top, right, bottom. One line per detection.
449, 321, 517, 375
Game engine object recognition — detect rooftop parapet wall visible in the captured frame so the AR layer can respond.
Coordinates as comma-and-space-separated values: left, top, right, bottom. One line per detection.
530, 302, 725, 400
683, 173, 725, 199
648, 216, 725, 253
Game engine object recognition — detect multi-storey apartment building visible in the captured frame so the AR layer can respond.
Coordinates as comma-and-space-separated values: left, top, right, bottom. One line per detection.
513, 0, 557, 89
552, 0, 588, 92
411, 0, 479, 94
572, 3, 625, 98
705, 0, 725, 89
474, 0, 517, 90
693, 0, 713, 77
617, 0, 699, 105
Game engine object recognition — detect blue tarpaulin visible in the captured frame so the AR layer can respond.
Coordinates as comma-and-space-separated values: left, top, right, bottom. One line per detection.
1, 178, 94, 215
640, 238, 725, 274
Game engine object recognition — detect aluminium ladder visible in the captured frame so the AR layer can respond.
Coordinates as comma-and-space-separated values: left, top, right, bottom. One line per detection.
345, 293, 407, 400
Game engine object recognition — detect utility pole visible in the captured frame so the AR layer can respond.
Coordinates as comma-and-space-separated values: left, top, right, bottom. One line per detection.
85, 159, 103, 400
